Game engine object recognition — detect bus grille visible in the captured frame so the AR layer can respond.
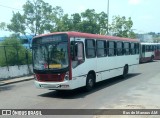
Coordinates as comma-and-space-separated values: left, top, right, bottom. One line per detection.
35, 74, 65, 82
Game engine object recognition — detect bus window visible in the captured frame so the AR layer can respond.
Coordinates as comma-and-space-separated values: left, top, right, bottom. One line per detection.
108, 41, 116, 56
156, 45, 158, 50
71, 41, 85, 68
146, 45, 149, 52
142, 45, 145, 53
97, 40, 107, 57
148, 45, 151, 51
135, 43, 139, 54
130, 43, 135, 55
117, 42, 123, 56
124, 42, 130, 55
85, 39, 96, 58
154, 45, 157, 50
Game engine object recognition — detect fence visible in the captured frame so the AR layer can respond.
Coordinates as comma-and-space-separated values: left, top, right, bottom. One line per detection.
0, 45, 32, 71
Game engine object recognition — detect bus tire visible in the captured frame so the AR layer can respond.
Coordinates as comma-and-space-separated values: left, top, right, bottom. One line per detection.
122, 65, 128, 78
85, 74, 95, 92
150, 56, 154, 62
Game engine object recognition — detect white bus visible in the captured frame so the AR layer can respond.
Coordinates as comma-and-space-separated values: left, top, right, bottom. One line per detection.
139, 43, 160, 63
32, 32, 140, 91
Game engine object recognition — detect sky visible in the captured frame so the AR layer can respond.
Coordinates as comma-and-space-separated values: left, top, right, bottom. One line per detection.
0, 0, 159, 36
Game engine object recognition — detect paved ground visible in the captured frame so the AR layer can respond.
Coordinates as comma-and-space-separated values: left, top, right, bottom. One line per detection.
94, 61, 160, 118
94, 73, 160, 118
0, 61, 160, 118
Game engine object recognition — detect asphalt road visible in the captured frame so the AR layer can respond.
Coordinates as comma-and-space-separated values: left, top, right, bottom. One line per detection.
0, 60, 160, 118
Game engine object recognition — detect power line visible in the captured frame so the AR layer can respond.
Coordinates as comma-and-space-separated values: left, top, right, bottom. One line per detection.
0, 4, 23, 11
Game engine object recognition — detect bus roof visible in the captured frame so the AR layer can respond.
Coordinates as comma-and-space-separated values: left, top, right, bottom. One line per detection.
34, 31, 139, 42
141, 42, 160, 45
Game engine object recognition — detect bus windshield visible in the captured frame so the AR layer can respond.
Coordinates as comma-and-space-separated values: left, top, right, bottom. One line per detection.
32, 35, 68, 70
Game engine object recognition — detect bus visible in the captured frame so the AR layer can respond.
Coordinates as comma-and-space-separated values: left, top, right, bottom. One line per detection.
154, 43, 160, 60
32, 32, 140, 91
139, 43, 160, 63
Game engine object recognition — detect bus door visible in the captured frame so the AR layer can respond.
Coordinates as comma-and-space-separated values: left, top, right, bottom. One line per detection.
70, 38, 85, 78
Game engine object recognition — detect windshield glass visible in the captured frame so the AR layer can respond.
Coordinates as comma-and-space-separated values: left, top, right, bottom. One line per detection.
32, 34, 68, 70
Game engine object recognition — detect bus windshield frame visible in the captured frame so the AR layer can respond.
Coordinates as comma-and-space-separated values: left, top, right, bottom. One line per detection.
32, 34, 69, 71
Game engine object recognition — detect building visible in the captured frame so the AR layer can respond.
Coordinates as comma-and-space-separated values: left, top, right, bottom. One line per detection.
0, 35, 34, 48
136, 34, 153, 43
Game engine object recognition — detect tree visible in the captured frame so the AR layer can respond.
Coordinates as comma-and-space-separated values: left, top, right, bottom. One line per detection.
0, 36, 32, 66
80, 9, 100, 34
7, 12, 26, 34
70, 13, 81, 31
69, 9, 108, 34
4, 0, 136, 37
7, 0, 64, 36
110, 16, 136, 38
0, 22, 7, 31
53, 14, 72, 32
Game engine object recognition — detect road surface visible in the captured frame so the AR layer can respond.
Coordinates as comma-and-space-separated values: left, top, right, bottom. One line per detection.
0, 60, 160, 118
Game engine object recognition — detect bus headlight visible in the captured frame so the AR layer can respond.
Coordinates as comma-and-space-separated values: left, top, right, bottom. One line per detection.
64, 72, 69, 80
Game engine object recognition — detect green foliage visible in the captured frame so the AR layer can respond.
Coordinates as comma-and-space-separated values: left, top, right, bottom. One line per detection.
63, 9, 108, 34
0, 37, 32, 67
7, 12, 26, 34
80, 9, 100, 34
110, 16, 136, 38
7, 0, 63, 35
5, 0, 136, 38
0, 22, 7, 30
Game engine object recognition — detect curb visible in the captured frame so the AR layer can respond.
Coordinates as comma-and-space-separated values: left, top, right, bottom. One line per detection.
0, 77, 34, 86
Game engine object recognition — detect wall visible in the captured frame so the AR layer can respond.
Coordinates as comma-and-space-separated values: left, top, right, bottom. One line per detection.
0, 65, 33, 80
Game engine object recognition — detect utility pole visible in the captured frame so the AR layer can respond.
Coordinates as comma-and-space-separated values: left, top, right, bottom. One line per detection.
107, 0, 109, 35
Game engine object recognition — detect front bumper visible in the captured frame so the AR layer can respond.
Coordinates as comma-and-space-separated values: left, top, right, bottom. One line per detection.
34, 80, 73, 90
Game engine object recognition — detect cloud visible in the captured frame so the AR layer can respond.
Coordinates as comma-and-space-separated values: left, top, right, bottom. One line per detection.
128, 0, 142, 5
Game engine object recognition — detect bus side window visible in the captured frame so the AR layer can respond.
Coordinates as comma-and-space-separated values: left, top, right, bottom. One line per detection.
154, 45, 157, 50
97, 40, 107, 57
117, 41, 123, 56
151, 45, 154, 51
71, 41, 85, 68
76, 42, 84, 61
156, 45, 158, 50
85, 39, 96, 58
135, 43, 140, 54
124, 42, 130, 55
148, 45, 150, 52
108, 41, 116, 56
142, 45, 145, 53
146, 45, 148, 52
71, 41, 84, 61
130, 43, 135, 55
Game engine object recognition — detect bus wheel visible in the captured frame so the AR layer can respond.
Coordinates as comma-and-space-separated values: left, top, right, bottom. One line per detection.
150, 56, 154, 62
85, 74, 95, 91
122, 65, 128, 78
